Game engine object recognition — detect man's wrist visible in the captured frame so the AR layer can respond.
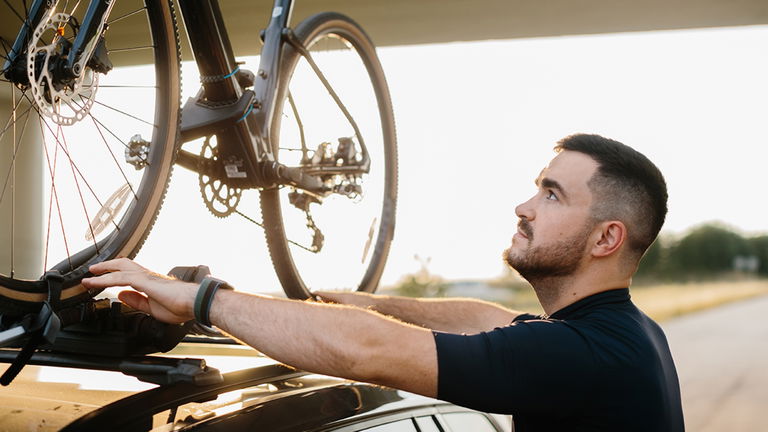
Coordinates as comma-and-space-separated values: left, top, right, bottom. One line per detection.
194, 277, 233, 326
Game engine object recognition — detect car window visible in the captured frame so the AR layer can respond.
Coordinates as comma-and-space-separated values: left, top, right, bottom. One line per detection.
414, 416, 441, 432
357, 418, 418, 432
441, 412, 497, 431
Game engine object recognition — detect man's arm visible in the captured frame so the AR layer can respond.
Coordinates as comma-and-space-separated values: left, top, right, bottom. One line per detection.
315, 291, 521, 334
82, 259, 437, 397
211, 291, 437, 396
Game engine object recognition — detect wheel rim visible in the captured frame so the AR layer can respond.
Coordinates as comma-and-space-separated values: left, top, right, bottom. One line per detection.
270, 22, 394, 292
0, 0, 177, 293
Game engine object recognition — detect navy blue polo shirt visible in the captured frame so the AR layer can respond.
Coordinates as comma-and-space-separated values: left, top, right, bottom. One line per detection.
433, 288, 684, 432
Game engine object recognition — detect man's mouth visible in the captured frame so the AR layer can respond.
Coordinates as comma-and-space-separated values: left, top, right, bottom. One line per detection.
517, 219, 533, 240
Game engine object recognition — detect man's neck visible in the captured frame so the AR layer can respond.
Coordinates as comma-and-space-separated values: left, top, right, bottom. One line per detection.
530, 272, 630, 316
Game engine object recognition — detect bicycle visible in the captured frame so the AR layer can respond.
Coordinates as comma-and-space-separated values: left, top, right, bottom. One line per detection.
0, 0, 398, 318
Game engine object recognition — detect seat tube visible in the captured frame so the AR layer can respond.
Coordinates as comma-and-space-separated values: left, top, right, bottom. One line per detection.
178, 0, 241, 102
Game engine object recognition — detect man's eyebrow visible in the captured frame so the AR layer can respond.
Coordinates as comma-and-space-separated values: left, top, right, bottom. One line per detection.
535, 176, 569, 200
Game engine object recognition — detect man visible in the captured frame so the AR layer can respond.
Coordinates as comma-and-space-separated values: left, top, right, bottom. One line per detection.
83, 134, 684, 431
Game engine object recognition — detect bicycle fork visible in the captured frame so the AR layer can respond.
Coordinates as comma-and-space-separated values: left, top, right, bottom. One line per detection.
3, 0, 115, 88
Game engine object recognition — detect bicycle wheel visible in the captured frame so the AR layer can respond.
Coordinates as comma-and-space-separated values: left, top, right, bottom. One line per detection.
260, 12, 397, 298
0, 0, 180, 315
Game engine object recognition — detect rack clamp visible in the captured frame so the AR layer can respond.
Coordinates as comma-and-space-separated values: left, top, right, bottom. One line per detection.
0, 270, 64, 385
120, 357, 223, 386
0, 349, 223, 386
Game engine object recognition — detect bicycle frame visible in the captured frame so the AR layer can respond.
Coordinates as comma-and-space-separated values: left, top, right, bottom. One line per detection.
176, 0, 370, 193
176, 0, 294, 189
4, 0, 369, 194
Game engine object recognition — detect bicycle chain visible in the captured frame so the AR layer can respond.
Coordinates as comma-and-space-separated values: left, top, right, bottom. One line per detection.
197, 137, 322, 253
233, 208, 319, 253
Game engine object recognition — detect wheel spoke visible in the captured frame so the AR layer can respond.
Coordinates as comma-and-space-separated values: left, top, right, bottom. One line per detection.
108, 46, 155, 53
107, 7, 146, 26
24, 94, 118, 218
43, 135, 60, 273
2, 0, 26, 25
38, 116, 72, 272
87, 113, 140, 202
99, 85, 158, 89
58, 125, 100, 252
64, 0, 84, 21
0, 97, 33, 144
0, 100, 33, 206
87, 111, 151, 171
0, 38, 11, 61
93, 99, 156, 127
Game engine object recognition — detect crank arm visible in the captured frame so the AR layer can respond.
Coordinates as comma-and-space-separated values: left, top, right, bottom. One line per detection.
176, 149, 218, 177
262, 162, 329, 194
300, 156, 371, 176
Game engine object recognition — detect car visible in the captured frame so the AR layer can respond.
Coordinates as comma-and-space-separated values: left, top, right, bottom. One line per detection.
0, 327, 513, 431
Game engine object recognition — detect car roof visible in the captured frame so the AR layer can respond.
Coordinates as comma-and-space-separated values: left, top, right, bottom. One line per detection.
1, 341, 453, 431
62, 362, 450, 431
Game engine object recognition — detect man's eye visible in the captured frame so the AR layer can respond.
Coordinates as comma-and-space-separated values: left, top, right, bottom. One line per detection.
546, 191, 557, 201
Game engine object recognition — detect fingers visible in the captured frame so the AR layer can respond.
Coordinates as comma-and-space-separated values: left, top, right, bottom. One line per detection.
118, 290, 151, 314
88, 257, 145, 275
312, 291, 341, 303
82, 269, 142, 291
84, 258, 172, 292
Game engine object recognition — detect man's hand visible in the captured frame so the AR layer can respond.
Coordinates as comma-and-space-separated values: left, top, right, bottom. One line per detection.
82, 258, 198, 324
82, 259, 438, 398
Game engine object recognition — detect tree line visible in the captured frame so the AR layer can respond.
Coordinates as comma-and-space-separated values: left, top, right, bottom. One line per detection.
635, 222, 768, 282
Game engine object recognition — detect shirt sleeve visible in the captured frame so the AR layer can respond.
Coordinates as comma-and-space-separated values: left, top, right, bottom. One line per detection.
512, 312, 542, 322
433, 319, 598, 416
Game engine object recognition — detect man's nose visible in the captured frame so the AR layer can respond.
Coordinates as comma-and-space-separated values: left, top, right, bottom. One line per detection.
515, 195, 535, 220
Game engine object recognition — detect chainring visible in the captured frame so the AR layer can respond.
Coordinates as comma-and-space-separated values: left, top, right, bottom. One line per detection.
198, 136, 242, 218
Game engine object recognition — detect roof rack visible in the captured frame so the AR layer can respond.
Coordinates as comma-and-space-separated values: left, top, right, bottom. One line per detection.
0, 348, 224, 386
60, 364, 309, 431
0, 265, 239, 386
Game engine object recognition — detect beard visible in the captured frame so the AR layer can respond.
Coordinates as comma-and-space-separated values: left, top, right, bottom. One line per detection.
503, 219, 592, 284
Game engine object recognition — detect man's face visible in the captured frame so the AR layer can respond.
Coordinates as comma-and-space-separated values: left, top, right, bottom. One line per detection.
504, 150, 598, 280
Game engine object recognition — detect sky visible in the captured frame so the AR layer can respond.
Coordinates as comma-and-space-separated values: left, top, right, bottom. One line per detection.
134, 25, 768, 291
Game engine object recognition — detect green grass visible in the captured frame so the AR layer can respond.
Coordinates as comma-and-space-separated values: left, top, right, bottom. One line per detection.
497, 279, 768, 322
630, 279, 768, 322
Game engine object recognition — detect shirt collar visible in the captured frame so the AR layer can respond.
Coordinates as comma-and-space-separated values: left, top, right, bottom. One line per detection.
548, 288, 630, 320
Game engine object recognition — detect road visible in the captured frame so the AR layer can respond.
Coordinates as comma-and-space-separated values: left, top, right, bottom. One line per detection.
663, 294, 768, 431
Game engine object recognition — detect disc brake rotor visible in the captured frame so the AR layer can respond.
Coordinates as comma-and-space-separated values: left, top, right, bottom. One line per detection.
27, 12, 98, 126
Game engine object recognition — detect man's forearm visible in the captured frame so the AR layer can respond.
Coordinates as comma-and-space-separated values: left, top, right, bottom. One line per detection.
347, 294, 521, 334
209, 290, 438, 397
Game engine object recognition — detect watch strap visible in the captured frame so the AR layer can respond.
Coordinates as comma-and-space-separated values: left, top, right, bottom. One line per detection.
194, 276, 233, 327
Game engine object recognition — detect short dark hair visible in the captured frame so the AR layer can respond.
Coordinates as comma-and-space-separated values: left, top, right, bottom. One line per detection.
554, 134, 668, 259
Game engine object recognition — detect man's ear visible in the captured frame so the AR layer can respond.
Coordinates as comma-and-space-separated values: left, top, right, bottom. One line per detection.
591, 221, 627, 258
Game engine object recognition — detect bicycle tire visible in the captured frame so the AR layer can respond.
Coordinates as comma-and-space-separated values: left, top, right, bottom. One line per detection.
0, 0, 181, 315
260, 12, 397, 299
